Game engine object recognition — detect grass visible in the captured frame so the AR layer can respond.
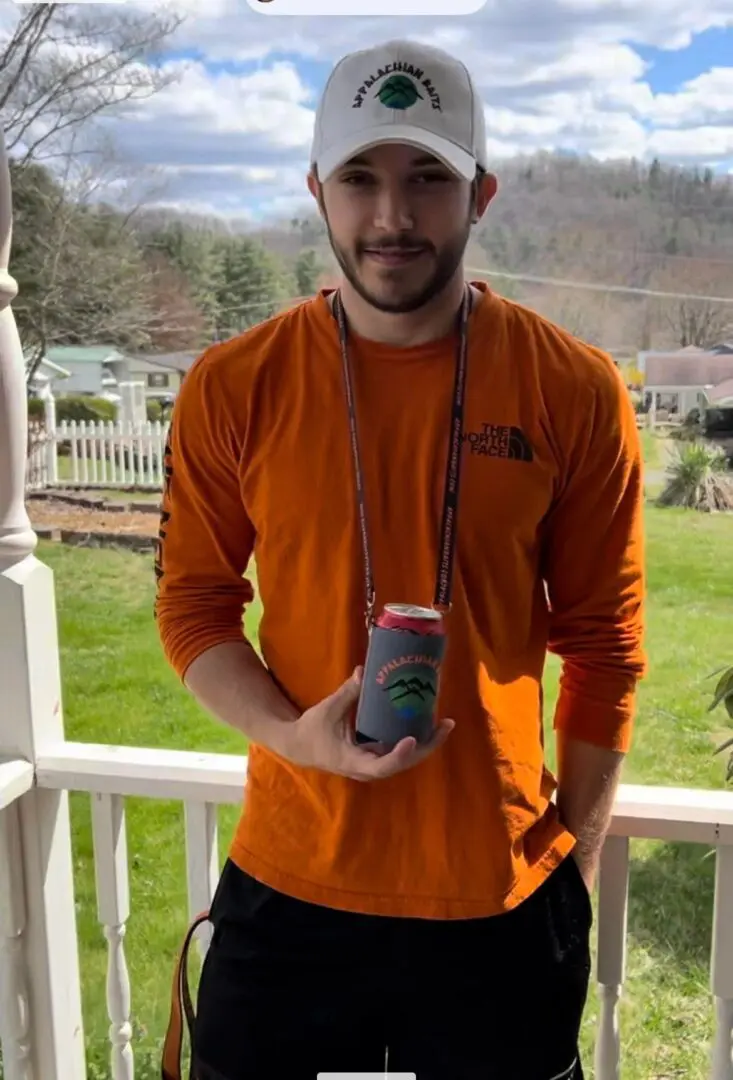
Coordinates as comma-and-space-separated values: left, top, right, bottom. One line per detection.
54, 453, 163, 501
639, 428, 672, 472
13, 500, 733, 1079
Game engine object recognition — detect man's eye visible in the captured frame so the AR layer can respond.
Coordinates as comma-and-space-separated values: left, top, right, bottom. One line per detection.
414, 172, 451, 183
341, 172, 373, 185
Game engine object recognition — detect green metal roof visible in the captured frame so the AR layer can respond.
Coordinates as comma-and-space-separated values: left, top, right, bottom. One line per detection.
44, 346, 126, 365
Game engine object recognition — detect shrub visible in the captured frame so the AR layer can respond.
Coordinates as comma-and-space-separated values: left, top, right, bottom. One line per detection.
27, 396, 45, 421
55, 395, 117, 423
656, 441, 733, 512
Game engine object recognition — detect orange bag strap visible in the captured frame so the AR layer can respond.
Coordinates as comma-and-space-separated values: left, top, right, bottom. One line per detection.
161, 910, 211, 1080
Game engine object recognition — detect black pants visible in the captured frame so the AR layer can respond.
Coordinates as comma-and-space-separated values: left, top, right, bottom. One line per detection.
192, 855, 592, 1080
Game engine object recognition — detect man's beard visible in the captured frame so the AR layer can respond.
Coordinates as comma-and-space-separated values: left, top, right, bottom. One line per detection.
322, 208, 472, 315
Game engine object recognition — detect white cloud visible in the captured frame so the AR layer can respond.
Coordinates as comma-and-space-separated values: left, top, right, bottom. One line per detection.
163, 0, 733, 62
645, 67, 733, 127
121, 58, 313, 145
649, 125, 733, 159
5, 0, 733, 216
549, 0, 733, 48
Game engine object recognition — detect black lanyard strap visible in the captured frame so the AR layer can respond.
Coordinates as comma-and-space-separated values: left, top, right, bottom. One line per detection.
333, 286, 472, 627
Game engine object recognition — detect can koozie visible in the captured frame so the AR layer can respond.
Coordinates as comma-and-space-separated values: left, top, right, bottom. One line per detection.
355, 605, 446, 747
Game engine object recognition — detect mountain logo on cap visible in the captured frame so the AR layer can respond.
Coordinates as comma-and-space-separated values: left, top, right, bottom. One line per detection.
376, 74, 422, 110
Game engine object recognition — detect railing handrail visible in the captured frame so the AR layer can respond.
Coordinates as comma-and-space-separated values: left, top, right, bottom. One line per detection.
36, 740, 248, 802
0, 757, 33, 811
31, 739, 733, 845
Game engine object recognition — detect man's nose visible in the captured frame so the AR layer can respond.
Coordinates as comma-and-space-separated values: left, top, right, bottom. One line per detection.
372, 182, 414, 233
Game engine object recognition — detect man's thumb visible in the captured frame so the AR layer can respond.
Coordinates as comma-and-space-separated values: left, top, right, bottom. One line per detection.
329, 666, 362, 708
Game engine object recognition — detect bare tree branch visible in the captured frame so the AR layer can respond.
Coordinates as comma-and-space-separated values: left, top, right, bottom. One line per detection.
665, 301, 733, 349
0, 3, 184, 163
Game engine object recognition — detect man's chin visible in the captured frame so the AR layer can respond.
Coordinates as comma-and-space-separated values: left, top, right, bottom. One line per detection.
365, 292, 431, 315
355, 273, 436, 314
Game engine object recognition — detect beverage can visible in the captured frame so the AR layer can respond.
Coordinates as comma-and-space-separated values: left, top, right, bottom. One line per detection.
354, 604, 446, 748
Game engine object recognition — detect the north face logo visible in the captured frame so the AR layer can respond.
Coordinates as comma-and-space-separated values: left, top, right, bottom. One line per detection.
463, 423, 533, 461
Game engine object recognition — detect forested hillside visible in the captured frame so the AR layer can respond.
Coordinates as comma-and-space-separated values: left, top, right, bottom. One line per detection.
12, 151, 733, 384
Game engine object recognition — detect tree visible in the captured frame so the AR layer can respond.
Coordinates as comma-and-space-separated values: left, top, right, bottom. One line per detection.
294, 248, 322, 296
11, 154, 190, 382
146, 222, 224, 339
145, 253, 208, 353
12, 152, 293, 380
648, 158, 662, 191
216, 237, 291, 338
289, 215, 327, 249
666, 299, 733, 350
0, 3, 183, 164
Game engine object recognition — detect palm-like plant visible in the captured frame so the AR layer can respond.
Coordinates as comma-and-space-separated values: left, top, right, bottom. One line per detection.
657, 442, 733, 512
711, 667, 733, 782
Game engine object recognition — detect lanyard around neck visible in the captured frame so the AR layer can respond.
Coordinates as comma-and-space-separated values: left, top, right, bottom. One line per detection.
332, 286, 473, 627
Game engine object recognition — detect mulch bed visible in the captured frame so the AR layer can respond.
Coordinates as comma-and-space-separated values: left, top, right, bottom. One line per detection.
28, 491, 161, 552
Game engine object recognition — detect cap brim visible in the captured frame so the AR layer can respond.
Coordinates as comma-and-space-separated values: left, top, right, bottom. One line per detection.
315, 124, 476, 182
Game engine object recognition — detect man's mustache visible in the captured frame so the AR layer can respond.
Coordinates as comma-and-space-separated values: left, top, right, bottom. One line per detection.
356, 237, 434, 253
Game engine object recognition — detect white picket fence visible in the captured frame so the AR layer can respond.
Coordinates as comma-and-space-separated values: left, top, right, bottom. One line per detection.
27, 418, 169, 491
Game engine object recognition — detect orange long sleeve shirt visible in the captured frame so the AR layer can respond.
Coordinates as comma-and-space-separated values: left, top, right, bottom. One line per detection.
154, 282, 646, 920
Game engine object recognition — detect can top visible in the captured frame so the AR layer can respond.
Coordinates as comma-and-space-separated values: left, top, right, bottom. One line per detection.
383, 603, 442, 620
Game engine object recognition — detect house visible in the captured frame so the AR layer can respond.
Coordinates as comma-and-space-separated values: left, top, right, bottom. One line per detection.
124, 351, 197, 399
637, 344, 706, 379
638, 342, 733, 379
33, 346, 128, 398
28, 346, 198, 401
640, 349, 733, 423
26, 356, 72, 394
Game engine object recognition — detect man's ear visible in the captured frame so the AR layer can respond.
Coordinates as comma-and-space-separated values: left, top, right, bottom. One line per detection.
307, 169, 323, 215
473, 171, 498, 223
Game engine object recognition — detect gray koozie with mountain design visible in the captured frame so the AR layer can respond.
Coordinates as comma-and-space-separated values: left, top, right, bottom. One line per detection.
355, 625, 446, 748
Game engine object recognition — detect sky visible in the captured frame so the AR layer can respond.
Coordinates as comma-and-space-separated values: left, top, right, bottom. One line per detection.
18, 0, 733, 222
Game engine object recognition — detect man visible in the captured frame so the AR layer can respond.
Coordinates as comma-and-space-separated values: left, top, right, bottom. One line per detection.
155, 38, 646, 1080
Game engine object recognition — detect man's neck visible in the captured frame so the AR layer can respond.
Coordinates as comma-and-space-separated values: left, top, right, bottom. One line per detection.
332, 274, 471, 347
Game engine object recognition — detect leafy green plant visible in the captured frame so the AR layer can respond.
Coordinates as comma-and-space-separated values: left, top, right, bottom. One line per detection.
27, 396, 45, 421
55, 394, 118, 424
710, 667, 733, 781
657, 441, 733, 512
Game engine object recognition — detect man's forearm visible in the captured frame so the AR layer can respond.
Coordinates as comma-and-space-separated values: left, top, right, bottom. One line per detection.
556, 731, 625, 891
183, 640, 300, 753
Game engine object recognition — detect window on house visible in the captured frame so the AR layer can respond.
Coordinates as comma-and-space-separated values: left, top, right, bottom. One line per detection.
147, 372, 170, 388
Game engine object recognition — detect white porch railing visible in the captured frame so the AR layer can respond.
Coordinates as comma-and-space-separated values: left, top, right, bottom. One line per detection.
4, 739, 733, 1079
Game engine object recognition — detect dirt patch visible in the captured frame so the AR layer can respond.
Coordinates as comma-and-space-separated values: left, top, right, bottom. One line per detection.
29, 499, 159, 538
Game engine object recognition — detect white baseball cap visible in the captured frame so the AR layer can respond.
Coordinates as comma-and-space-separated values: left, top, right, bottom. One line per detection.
310, 40, 488, 182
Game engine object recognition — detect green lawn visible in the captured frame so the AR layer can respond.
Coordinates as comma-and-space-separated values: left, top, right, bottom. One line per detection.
54, 453, 163, 501
25, 504, 733, 1077
640, 427, 674, 473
